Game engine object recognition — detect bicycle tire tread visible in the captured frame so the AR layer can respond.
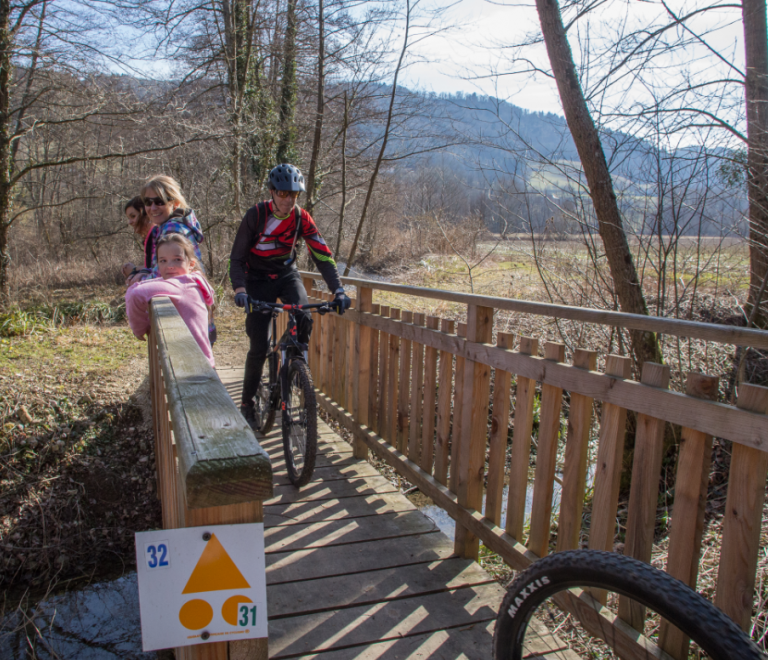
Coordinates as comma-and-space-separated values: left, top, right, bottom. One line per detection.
494, 550, 764, 660
282, 360, 317, 488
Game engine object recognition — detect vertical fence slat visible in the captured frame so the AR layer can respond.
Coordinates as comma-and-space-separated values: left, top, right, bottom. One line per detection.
420, 316, 440, 474
376, 305, 391, 436
527, 342, 566, 557
618, 361, 671, 628
556, 348, 598, 553
323, 293, 334, 396
434, 319, 455, 485
398, 310, 413, 454
454, 305, 494, 560
354, 287, 373, 459
588, 354, 632, 553
660, 372, 719, 660
387, 309, 401, 446
716, 383, 768, 631
368, 304, 380, 431
345, 303, 356, 413
409, 313, 426, 464
449, 322, 468, 493
334, 302, 346, 404
486, 332, 514, 526
506, 336, 539, 541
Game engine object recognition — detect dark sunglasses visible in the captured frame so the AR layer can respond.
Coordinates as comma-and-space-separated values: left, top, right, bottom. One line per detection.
273, 190, 299, 199
143, 197, 167, 207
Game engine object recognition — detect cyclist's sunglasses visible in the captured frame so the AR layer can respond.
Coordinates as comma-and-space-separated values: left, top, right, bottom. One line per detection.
273, 190, 299, 199
143, 197, 167, 207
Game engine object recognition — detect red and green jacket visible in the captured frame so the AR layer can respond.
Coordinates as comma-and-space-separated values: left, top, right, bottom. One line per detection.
229, 201, 341, 292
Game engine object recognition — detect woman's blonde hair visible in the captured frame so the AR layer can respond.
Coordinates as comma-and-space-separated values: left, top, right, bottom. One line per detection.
156, 233, 201, 272
141, 175, 188, 209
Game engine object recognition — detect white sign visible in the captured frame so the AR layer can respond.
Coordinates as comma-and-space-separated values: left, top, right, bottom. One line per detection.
135, 524, 268, 651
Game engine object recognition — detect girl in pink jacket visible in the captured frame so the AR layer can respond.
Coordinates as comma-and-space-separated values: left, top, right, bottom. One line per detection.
126, 234, 216, 367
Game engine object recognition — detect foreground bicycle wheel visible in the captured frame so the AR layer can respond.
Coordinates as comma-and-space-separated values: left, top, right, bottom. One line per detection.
253, 358, 276, 434
494, 550, 763, 660
282, 360, 317, 487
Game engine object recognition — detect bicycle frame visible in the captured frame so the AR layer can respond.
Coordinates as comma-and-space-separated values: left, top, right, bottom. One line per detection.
248, 299, 333, 412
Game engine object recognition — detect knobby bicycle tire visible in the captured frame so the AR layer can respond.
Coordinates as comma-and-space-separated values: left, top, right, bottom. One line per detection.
282, 360, 317, 488
254, 358, 276, 434
494, 550, 764, 660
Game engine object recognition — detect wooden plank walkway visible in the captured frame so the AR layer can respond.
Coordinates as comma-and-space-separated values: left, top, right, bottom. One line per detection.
217, 368, 572, 659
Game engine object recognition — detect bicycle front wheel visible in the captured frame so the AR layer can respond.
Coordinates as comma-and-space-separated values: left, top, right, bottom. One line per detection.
281, 360, 317, 488
494, 550, 763, 660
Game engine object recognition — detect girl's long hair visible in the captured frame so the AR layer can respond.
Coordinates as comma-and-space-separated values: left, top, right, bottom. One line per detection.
125, 196, 151, 236
141, 175, 189, 210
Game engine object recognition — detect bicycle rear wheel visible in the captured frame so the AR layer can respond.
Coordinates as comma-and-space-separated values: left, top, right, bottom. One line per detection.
493, 550, 763, 660
281, 359, 317, 487
252, 358, 276, 434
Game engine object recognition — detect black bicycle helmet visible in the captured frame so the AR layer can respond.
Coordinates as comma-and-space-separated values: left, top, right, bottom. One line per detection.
268, 164, 306, 192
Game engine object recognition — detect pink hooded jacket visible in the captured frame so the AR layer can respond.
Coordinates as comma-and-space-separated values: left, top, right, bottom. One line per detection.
126, 273, 215, 367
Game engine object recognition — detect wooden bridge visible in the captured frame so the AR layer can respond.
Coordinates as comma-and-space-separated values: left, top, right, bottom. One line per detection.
147, 272, 768, 659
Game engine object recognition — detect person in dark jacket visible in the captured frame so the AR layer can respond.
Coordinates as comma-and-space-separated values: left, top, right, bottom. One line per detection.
230, 163, 350, 428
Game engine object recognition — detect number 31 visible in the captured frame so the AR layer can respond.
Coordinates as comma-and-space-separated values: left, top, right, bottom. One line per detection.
239, 605, 257, 627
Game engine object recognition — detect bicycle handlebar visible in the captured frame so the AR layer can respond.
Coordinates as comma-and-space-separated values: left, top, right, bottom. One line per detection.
245, 297, 338, 315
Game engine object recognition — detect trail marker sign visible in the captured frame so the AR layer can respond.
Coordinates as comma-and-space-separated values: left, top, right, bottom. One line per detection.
135, 523, 267, 651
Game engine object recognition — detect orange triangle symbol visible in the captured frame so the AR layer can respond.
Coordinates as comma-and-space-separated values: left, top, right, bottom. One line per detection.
182, 534, 251, 594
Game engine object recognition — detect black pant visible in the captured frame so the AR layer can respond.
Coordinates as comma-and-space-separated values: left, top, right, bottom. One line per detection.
242, 269, 313, 405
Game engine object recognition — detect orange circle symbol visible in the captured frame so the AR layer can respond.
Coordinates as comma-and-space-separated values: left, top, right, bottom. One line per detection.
179, 599, 213, 630
222, 594, 253, 626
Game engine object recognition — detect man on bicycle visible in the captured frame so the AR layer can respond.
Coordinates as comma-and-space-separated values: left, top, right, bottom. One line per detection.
230, 163, 351, 428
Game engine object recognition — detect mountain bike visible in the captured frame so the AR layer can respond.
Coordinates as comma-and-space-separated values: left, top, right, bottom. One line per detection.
245, 297, 336, 487
494, 550, 764, 660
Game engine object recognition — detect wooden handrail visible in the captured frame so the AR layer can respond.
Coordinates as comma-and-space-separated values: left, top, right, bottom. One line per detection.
302, 271, 768, 349
150, 297, 272, 508
148, 297, 271, 660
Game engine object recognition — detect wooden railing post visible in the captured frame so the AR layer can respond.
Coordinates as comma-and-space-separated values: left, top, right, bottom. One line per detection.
149, 299, 272, 660
354, 286, 373, 459
660, 372, 719, 659
421, 316, 440, 474
454, 304, 494, 560
449, 322, 467, 493
528, 342, 566, 557
716, 382, 768, 631
368, 303, 380, 433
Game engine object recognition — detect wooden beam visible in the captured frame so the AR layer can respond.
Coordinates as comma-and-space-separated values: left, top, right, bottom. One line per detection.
150, 299, 272, 508
299, 271, 768, 349
434, 319, 455, 486
409, 313, 426, 465
454, 305, 494, 560
354, 286, 373, 459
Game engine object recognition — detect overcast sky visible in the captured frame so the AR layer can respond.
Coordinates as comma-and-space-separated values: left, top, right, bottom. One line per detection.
399, 0, 746, 123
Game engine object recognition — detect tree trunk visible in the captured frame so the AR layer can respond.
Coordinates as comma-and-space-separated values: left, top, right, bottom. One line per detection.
276, 0, 297, 165
743, 0, 768, 326
304, 0, 324, 214
0, 0, 13, 306
535, 0, 662, 369
335, 90, 349, 256
344, 0, 410, 276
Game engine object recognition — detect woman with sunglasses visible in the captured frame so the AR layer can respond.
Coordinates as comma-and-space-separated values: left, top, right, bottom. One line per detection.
126, 175, 205, 285
230, 163, 350, 428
